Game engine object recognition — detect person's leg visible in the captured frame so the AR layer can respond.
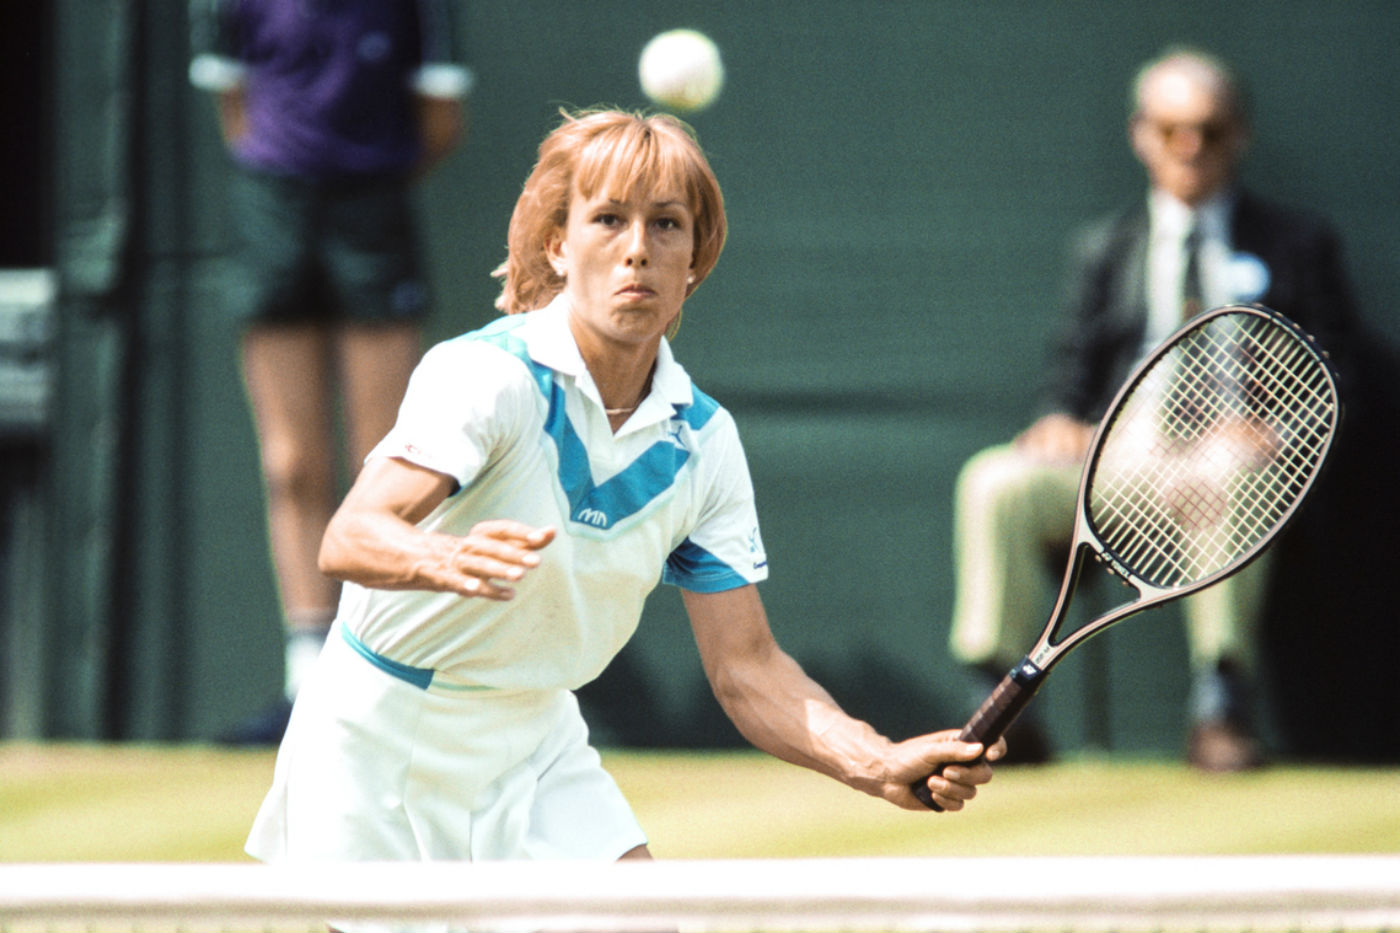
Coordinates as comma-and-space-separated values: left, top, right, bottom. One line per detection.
949, 444, 1080, 668
242, 323, 342, 703
1168, 448, 1273, 772
217, 167, 336, 744
948, 444, 1079, 763
1181, 551, 1271, 771
334, 321, 422, 468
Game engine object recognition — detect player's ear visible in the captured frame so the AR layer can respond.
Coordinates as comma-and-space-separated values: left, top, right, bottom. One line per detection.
545, 231, 568, 278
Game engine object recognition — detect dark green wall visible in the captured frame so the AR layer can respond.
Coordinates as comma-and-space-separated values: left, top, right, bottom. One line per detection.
21, 1, 1400, 755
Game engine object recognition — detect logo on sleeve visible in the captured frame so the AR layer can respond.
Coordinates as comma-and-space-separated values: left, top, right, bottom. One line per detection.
749, 527, 767, 570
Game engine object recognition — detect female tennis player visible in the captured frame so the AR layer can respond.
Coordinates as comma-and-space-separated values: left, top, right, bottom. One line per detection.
246, 109, 1003, 871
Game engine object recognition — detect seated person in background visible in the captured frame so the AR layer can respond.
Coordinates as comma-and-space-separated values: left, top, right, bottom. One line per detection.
947, 47, 1359, 772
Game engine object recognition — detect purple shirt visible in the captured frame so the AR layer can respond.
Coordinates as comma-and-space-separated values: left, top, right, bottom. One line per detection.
190, 0, 467, 177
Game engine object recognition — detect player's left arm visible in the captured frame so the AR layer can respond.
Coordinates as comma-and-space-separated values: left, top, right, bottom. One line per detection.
682, 585, 1001, 812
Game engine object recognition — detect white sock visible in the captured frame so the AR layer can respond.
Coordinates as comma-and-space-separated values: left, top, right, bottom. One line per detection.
284, 611, 335, 700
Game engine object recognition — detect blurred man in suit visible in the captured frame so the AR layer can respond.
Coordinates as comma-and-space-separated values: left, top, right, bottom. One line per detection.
948, 47, 1359, 771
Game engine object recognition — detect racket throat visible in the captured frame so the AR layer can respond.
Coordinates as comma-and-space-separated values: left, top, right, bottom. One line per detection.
961, 657, 1047, 746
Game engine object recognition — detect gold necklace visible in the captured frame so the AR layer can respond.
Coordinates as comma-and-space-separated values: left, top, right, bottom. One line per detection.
603, 365, 655, 418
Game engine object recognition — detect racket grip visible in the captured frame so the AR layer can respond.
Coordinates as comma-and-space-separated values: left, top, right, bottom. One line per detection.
911, 659, 1045, 811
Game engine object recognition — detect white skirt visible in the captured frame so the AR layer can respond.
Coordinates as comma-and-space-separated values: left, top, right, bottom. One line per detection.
246, 622, 647, 864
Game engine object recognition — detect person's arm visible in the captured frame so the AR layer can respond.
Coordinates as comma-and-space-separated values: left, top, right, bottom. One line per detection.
409, 0, 475, 177
414, 93, 466, 175
188, 0, 249, 146
319, 456, 555, 600
682, 585, 1001, 812
213, 86, 249, 148
1014, 411, 1096, 464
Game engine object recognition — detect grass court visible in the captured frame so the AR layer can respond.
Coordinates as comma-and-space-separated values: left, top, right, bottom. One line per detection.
3, 744, 1395, 862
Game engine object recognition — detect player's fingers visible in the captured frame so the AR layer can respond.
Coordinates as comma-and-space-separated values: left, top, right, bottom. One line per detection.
457, 572, 525, 601
450, 545, 537, 583
470, 519, 556, 550
924, 731, 987, 762
941, 757, 995, 787
445, 531, 554, 598
914, 774, 979, 812
460, 527, 556, 572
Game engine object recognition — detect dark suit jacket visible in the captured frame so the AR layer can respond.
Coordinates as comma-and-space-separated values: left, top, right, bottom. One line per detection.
1037, 190, 1400, 760
1040, 189, 1360, 422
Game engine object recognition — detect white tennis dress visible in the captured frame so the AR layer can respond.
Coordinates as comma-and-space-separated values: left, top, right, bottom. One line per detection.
247, 297, 768, 869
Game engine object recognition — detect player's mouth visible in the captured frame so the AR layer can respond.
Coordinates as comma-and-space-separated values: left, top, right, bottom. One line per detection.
615, 282, 656, 300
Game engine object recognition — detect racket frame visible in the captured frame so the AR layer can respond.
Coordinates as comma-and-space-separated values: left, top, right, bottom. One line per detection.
913, 304, 1341, 809
1029, 303, 1340, 675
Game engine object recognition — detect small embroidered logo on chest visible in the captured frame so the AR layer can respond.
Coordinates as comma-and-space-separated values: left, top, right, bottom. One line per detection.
575, 507, 610, 528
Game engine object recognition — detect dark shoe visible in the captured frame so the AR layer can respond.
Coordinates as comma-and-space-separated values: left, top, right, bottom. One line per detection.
216, 698, 293, 747
1188, 720, 1264, 773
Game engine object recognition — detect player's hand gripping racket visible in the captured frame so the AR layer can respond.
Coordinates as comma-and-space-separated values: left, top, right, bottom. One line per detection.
913, 303, 1341, 810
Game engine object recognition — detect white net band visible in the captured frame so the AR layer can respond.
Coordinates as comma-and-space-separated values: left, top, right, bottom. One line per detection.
2, 855, 1397, 932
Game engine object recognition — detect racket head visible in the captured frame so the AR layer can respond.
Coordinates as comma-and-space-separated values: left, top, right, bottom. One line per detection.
1078, 303, 1340, 604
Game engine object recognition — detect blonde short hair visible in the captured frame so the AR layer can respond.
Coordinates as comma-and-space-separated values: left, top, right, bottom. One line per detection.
494, 109, 727, 316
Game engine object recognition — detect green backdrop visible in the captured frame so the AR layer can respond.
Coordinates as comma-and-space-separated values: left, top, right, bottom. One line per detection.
10, 0, 1399, 758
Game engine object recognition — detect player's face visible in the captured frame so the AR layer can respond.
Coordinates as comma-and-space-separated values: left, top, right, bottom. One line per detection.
549, 181, 695, 351
1131, 69, 1247, 206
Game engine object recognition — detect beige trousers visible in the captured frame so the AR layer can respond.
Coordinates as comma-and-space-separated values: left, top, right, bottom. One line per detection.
948, 443, 1269, 673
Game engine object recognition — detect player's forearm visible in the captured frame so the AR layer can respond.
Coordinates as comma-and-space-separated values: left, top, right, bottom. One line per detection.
319, 510, 462, 593
708, 645, 894, 797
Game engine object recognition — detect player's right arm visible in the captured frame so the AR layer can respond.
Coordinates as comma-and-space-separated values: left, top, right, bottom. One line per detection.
683, 585, 1000, 811
318, 456, 555, 600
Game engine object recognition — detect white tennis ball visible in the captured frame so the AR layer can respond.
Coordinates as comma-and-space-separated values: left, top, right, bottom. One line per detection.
638, 29, 724, 112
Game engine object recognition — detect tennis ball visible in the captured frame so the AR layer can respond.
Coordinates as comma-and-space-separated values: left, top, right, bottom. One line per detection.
638, 29, 724, 113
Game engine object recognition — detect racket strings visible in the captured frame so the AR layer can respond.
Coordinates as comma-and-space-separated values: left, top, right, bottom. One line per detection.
1088, 312, 1336, 589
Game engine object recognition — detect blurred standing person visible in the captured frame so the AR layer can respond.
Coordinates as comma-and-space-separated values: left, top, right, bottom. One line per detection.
189, 0, 475, 743
948, 47, 1359, 771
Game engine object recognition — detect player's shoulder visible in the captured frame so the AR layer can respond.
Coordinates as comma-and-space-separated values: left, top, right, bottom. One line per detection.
414, 316, 543, 399
433, 312, 537, 365
675, 386, 750, 478
674, 381, 729, 432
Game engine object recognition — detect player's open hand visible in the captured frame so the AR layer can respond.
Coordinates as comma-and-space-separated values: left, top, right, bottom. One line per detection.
446, 520, 556, 600
888, 729, 1005, 812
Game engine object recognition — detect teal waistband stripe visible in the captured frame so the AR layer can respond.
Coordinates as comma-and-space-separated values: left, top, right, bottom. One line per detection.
340, 624, 435, 690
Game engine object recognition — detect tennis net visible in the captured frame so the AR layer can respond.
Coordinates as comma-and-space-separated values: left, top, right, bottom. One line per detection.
1, 855, 1396, 932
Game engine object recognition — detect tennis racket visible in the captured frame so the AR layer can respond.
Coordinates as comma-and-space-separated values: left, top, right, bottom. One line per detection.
914, 303, 1341, 810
